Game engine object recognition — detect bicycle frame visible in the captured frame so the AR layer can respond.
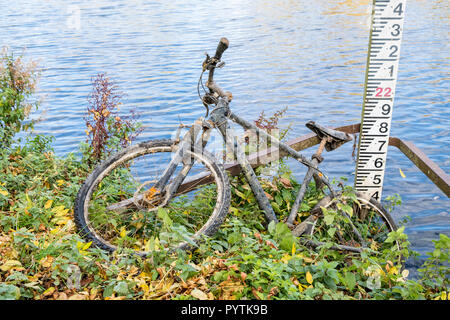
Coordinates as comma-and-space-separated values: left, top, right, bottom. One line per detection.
154, 97, 336, 225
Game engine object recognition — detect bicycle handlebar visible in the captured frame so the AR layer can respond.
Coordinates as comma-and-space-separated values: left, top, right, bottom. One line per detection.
206, 37, 232, 102
214, 37, 229, 60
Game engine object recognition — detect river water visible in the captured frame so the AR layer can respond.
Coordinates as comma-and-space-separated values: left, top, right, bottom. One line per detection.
1, 0, 448, 265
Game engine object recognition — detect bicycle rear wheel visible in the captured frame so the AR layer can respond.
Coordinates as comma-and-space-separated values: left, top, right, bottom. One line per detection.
74, 139, 230, 255
294, 191, 400, 254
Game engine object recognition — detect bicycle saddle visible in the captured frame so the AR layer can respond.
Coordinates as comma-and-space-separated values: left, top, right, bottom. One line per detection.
306, 121, 353, 151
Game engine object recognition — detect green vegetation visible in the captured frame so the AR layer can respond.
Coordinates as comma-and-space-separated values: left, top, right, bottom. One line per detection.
0, 51, 448, 300
0, 49, 39, 149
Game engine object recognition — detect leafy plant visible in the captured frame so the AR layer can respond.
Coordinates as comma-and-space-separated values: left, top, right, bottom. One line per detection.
0, 48, 40, 148
418, 234, 449, 297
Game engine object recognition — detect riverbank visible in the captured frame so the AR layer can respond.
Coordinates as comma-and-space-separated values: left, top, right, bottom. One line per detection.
0, 141, 448, 300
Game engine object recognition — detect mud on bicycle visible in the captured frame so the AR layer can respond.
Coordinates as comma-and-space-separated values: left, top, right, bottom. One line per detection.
74, 38, 400, 256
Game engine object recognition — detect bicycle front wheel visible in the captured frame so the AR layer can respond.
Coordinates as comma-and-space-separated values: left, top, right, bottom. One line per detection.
74, 139, 230, 255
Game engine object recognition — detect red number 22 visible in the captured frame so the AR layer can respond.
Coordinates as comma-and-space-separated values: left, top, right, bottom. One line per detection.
375, 87, 392, 97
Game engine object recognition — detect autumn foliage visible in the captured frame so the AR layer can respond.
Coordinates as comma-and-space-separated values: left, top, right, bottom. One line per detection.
0, 52, 448, 301
84, 73, 142, 166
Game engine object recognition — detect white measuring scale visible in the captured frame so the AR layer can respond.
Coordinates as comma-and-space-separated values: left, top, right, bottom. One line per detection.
355, 0, 407, 200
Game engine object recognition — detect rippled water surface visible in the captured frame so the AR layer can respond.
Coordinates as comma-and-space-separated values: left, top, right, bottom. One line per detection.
1, 0, 448, 258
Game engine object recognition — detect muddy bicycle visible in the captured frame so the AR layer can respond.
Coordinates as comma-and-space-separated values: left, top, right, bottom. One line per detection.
74, 38, 399, 256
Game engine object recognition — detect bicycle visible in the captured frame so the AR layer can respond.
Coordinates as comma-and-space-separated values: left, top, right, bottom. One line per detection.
74, 38, 399, 256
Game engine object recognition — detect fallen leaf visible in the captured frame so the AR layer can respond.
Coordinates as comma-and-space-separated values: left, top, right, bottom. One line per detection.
399, 168, 406, 178
39, 256, 54, 268
264, 192, 273, 200
306, 271, 313, 285
0, 260, 23, 272
279, 178, 292, 188
56, 292, 68, 300
44, 200, 53, 209
119, 227, 127, 238
254, 232, 263, 243
251, 288, 262, 300
42, 287, 55, 297
68, 293, 87, 300
191, 288, 208, 300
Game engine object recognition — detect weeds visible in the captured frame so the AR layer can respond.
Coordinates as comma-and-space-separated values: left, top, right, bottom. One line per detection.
1, 130, 449, 300
82, 73, 142, 166
0, 48, 39, 148
0, 52, 448, 300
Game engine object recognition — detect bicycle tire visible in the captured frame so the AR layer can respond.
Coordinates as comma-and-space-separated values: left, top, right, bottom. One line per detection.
74, 139, 231, 255
294, 191, 401, 255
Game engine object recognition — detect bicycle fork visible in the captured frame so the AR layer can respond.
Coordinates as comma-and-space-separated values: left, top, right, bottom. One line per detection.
154, 118, 213, 202
210, 100, 279, 224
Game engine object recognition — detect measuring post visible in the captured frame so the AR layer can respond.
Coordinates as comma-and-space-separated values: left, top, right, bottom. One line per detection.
355, 0, 407, 200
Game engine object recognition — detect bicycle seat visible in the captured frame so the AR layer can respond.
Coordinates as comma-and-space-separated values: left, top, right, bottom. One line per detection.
306, 121, 353, 151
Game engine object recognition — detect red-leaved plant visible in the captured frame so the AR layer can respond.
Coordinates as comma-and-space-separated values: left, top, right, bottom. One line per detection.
83, 73, 142, 166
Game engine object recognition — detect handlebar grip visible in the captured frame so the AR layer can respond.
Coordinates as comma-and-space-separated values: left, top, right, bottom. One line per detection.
214, 37, 229, 60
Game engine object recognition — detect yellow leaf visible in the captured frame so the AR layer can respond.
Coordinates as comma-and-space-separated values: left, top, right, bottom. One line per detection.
291, 242, 296, 256
389, 266, 398, 275
399, 168, 406, 178
90, 288, 98, 300
281, 254, 292, 264
298, 283, 308, 292
295, 253, 313, 263
39, 256, 54, 268
43, 287, 55, 297
82, 241, 92, 251
44, 200, 53, 209
52, 205, 69, 215
441, 291, 447, 300
0, 189, 8, 196
0, 260, 22, 272
119, 227, 127, 238
140, 283, 149, 293
25, 193, 32, 208
56, 180, 65, 186
306, 271, 313, 285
